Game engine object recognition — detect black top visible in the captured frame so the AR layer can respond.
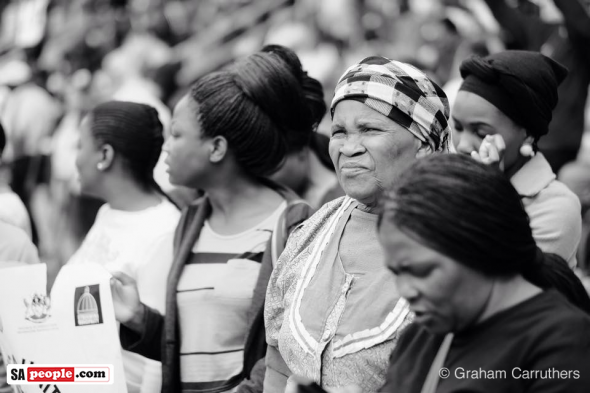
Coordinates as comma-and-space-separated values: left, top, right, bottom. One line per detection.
381, 290, 590, 393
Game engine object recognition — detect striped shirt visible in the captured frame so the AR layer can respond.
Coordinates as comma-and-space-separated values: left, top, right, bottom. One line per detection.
177, 202, 286, 393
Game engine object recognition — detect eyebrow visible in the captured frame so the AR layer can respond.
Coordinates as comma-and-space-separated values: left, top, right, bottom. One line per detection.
356, 119, 389, 128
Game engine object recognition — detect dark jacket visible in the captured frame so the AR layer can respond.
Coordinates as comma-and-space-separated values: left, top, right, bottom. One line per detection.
120, 187, 312, 393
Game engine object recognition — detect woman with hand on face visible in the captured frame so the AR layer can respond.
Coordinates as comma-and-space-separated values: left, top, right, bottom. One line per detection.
379, 154, 590, 393
110, 51, 316, 393
264, 56, 451, 392
452, 50, 582, 267
69, 101, 181, 393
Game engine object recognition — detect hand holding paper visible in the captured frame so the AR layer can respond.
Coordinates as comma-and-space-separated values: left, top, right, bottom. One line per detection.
109, 271, 144, 333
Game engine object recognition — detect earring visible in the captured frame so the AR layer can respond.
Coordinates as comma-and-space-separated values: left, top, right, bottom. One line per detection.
97, 163, 105, 170
519, 142, 535, 158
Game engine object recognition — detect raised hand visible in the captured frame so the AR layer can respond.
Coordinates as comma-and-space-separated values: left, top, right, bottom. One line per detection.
471, 134, 506, 171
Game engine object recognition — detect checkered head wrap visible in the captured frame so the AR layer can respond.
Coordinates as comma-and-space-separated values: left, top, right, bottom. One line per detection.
331, 56, 450, 152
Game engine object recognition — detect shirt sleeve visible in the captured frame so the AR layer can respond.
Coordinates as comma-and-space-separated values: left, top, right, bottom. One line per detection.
263, 224, 305, 391
0, 224, 40, 265
525, 185, 582, 268
119, 303, 165, 362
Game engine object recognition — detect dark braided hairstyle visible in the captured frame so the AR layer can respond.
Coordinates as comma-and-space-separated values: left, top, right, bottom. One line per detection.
380, 154, 590, 314
261, 45, 326, 127
89, 101, 176, 205
261, 44, 330, 170
188, 50, 316, 178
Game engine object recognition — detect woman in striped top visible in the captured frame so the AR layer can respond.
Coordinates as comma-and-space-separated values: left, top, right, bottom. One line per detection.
110, 47, 318, 393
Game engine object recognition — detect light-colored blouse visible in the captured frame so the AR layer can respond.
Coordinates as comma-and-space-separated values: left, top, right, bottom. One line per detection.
264, 196, 412, 392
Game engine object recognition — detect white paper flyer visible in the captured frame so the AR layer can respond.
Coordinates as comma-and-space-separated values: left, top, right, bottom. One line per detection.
0, 263, 127, 392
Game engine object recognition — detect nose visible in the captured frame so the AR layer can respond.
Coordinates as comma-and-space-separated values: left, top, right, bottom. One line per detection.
163, 137, 171, 154
396, 275, 419, 303
454, 130, 481, 156
339, 134, 366, 157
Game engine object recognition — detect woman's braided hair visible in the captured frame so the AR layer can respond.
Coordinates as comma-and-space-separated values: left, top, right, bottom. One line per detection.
88, 101, 174, 205
188, 50, 316, 178
380, 154, 590, 314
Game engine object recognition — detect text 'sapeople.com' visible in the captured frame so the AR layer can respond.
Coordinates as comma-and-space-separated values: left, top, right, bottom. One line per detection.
7, 365, 113, 385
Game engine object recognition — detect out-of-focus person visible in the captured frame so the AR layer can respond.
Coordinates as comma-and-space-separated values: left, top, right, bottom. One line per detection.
0, 72, 61, 245
0, 220, 40, 392
67, 101, 181, 393
0, 121, 32, 237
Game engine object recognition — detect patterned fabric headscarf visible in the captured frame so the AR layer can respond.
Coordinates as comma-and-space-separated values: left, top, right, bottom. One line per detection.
331, 56, 450, 153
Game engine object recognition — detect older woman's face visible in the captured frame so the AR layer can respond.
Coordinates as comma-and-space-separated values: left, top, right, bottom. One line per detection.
379, 220, 494, 334
330, 101, 420, 207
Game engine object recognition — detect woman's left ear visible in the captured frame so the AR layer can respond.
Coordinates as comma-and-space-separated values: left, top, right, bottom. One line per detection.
98, 144, 115, 171
209, 136, 228, 163
523, 135, 535, 145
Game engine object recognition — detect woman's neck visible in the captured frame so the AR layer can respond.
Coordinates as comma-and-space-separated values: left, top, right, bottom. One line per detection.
103, 178, 162, 211
476, 275, 543, 325
206, 175, 283, 235
505, 155, 532, 179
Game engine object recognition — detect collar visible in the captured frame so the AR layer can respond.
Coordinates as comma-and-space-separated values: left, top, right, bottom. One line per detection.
510, 153, 556, 198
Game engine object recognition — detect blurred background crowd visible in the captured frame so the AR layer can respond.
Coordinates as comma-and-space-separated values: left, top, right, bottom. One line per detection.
0, 0, 589, 288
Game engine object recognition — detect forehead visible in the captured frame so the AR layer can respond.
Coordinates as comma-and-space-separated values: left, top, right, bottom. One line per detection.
452, 91, 505, 121
332, 100, 403, 128
172, 95, 200, 128
79, 115, 94, 138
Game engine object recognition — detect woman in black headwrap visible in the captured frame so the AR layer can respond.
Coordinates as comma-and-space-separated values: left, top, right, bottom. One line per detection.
451, 50, 581, 267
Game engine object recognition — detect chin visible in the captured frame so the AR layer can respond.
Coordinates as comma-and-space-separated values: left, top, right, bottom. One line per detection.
79, 187, 101, 200
342, 184, 377, 204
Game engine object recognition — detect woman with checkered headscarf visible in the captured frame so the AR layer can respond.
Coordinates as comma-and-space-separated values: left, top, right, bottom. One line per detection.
264, 56, 451, 392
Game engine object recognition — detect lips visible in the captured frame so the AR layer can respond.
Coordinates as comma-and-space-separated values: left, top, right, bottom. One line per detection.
340, 162, 369, 171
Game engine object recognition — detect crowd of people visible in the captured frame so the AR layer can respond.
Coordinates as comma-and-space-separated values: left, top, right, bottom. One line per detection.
1, 0, 590, 392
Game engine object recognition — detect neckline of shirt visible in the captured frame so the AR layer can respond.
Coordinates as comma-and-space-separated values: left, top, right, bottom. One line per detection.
203, 200, 287, 239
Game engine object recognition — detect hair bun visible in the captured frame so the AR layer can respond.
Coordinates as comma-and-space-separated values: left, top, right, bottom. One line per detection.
261, 44, 327, 130
190, 50, 318, 177
232, 52, 314, 133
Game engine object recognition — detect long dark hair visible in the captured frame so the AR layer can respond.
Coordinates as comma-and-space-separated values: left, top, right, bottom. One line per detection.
187, 50, 315, 178
380, 154, 590, 314
89, 101, 177, 207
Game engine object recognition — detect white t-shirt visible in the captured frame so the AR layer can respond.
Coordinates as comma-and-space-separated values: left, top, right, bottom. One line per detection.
0, 189, 32, 238
68, 199, 181, 393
